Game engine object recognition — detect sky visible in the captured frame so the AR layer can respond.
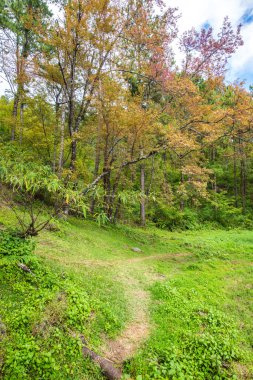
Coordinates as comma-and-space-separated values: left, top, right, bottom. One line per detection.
1, 0, 253, 94
168, 0, 253, 88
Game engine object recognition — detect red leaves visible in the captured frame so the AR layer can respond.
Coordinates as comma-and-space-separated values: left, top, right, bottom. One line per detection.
180, 16, 243, 77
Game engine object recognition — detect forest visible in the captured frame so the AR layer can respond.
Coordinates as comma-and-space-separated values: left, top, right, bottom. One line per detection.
0, 0, 252, 379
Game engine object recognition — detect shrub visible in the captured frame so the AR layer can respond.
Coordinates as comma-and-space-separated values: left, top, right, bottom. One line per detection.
0, 231, 35, 257
151, 203, 199, 230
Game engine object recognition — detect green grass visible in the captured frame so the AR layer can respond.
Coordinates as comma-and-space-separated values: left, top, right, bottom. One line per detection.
125, 248, 253, 379
0, 206, 252, 379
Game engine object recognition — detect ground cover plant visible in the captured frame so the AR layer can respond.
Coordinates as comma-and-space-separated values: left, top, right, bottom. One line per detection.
0, 205, 252, 379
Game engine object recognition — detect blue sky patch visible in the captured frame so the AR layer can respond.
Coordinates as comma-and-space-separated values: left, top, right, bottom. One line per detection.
241, 8, 253, 24
203, 21, 211, 30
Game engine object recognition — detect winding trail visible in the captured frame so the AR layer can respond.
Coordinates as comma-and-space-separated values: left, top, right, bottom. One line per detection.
39, 247, 189, 366
39, 252, 189, 267
103, 286, 150, 363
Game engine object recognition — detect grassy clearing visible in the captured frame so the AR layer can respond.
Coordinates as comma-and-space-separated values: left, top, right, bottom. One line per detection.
0, 206, 252, 379
125, 239, 253, 379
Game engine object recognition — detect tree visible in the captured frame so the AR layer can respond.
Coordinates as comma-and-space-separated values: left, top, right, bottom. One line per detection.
180, 17, 243, 77
0, 0, 51, 140
0, 149, 86, 236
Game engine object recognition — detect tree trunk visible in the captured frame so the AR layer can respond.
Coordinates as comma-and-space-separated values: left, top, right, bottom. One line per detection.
180, 172, 185, 211
239, 136, 246, 213
58, 100, 66, 175
233, 143, 238, 207
90, 119, 102, 214
11, 91, 20, 140
240, 155, 246, 213
19, 101, 24, 144
140, 162, 146, 227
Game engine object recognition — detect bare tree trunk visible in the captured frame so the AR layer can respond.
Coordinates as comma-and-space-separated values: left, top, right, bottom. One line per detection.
90, 118, 102, 214
58, 100, 66, 175
140, 162, 146, 227
11, 91, 19, 140
241, 156, 246, 213
180, 172, 185, 211
70, 139, 77, 171
113, 198, 121, 223
233, 143, 238, 207
147, 155, 155, 196
239, 136, 246, 213
19, 101, 24, 144
53, 97, 60, 173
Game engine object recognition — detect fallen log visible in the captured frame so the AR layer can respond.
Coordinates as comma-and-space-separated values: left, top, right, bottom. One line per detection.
80, 335, 122, 380
17, 263, 34, 275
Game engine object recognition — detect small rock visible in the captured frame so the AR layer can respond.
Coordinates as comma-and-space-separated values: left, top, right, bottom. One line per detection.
131, 247, 142, 253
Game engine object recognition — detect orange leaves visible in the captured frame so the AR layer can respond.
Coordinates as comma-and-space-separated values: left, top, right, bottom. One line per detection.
179, 165, 213, 201
167, 126, 198, 155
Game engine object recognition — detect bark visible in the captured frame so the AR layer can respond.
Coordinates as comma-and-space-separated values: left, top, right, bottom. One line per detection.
58, 101, 66, 175
12, 3, 30, 141
147, 155, 155, 196
103, 123, 112, 218
180, 172, 185, 211
80, 336, 122, 380
19, 101, 24, 144
17, 263, 34, 275
69, 122, 77, 172
140, 162, 146, 227
11, 91, 20, 140
239, 136, 246, 213
90, 117, 102, 214
233, 143, 238, 207
53, 95, 60, 173
82, 148, 160, 195
113, 198, 122, 223
240, 155, 246, 213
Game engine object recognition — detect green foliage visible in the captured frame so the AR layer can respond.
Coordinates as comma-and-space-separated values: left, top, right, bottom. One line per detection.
0, 0, 51, 41
123, 227, 253, 379
0, 258, 111, 379
150, 203, 199, 230
0, 152, 87, 236
0, 207, 252, 379
0, 230, 35, 257
126, 280, 241, 379
95, 211, 110, 227
0, 216, 129, 380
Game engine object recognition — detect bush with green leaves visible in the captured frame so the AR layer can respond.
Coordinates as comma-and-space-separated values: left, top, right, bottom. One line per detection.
0, 230, 35, 257
150, 202, 199, 231
0, 152, 87, 237
0, 259, 111, 379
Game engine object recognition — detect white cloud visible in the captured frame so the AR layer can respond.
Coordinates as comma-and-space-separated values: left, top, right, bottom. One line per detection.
229, 21, 253, 84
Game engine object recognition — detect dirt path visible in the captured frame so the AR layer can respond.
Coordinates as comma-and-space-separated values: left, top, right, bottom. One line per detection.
103, 281, 150, 364
39, 249, 186, 365
39, 252, 189, 268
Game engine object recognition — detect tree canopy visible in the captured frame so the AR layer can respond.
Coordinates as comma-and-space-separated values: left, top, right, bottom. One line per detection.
1, 0, 252, 230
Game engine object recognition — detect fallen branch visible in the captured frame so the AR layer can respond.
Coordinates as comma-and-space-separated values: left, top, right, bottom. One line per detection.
80, 335, 122, 380
17, 263, 35, 276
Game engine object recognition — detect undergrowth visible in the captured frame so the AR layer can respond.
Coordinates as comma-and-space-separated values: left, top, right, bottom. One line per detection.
0, 231, 126, 380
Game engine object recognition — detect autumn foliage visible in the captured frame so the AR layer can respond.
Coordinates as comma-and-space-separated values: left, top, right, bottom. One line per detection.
1, 0, 252, 228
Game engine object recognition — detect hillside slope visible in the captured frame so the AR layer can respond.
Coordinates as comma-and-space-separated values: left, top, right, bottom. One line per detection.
0, 210, 252, 379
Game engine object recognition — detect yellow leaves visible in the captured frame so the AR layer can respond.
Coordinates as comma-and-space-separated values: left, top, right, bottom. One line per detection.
182, 165, 213, 179
36, 63, 65, 86
167, 125, 198, 153
179, 165, 213, 201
